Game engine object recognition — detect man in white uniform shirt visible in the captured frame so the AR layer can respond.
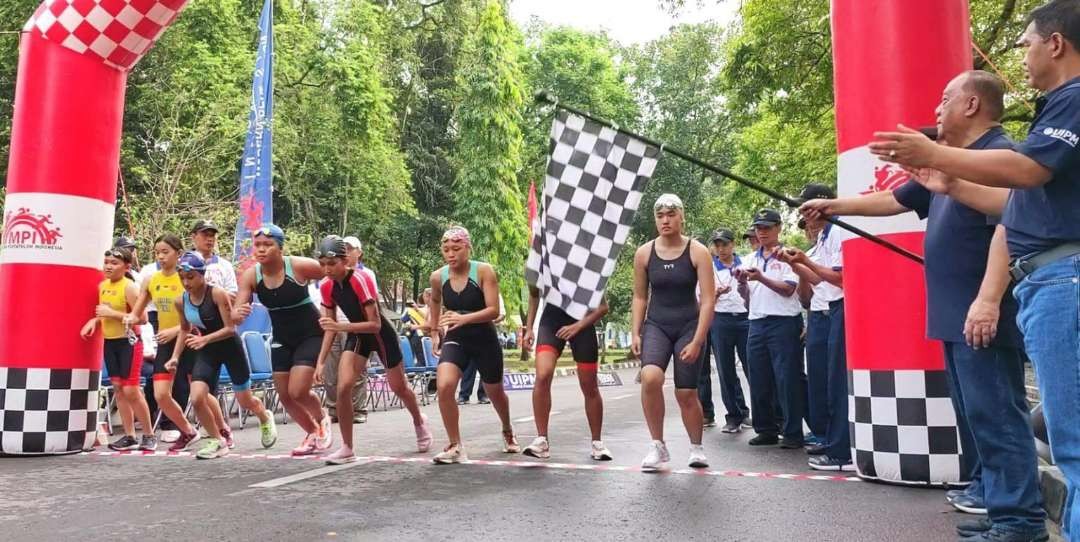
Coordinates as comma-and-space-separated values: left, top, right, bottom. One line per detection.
781, 184, 852, 471
697, 229, 752, 433
190, 220, 238, 294
737, 208, 806, 449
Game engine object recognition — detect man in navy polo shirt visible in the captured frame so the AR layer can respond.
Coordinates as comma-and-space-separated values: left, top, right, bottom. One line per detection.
738, 209, 806, 449
808, 70, 1046, 541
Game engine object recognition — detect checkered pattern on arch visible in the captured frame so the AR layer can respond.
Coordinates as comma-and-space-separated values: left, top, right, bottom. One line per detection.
849, 369, 964, 485
0, 367, 99, 455
23, 0, 188, 71
525, 109, 660, 321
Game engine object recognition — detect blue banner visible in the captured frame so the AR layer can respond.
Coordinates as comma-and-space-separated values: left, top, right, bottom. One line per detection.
233, 0, 274, 269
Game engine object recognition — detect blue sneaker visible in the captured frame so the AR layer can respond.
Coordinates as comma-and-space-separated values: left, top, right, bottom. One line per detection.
950, 493, 988, 515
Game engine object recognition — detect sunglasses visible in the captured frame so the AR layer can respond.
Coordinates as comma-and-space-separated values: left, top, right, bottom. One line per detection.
104, 250, 130, 261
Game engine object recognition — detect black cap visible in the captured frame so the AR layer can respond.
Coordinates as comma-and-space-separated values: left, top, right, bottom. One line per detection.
113, 236, 137, 249
316, 235, 348, 259
798, 183, 836, 201
742, 227, 755, 239
711, 229, 735, 243
751, 208, 782, 227
191, 219, 219, 234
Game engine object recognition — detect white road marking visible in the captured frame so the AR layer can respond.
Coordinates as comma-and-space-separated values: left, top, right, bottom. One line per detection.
609, 394, 634, 401
513, 410, 561, 424
249, 458, 373, 488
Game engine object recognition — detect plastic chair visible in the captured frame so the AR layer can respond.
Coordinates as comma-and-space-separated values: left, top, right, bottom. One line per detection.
242, 331, 284, 424
237, 303, 272, 335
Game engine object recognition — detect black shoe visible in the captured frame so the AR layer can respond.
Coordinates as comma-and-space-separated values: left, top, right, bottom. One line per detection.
108, 435, 139, 451
779, 437, 805, 449
963, 526, 1048, 541
748, 434, 779, 446
805, 443, 827, 455
478, 398, 491, 404
703, 417, 716, 428
956, 517, 992, 537
457, 398, 468, 405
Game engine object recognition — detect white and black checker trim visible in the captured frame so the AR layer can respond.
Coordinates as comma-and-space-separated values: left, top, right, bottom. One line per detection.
526, 109, 660, 320
0, 367, 99, 455
848, 369, 964, 485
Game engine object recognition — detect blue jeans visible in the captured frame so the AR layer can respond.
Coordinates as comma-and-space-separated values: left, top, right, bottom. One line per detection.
823, 300, 851, 461
748, 315, 805, 441
1014, 255, 1080, 539
943, 343, 983, 494
700, 312, 750, 424
805, 310, 831, 439
458, 361, 487, 402
945, 342, 1045, 531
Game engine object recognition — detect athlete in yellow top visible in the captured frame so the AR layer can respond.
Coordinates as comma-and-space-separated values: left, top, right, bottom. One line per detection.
81, 247, 155, 451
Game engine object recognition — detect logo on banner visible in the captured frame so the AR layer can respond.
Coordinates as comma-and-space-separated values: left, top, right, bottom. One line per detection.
2, 207, 63, 250
860, 164, 909, 195
503, 372, 537, 391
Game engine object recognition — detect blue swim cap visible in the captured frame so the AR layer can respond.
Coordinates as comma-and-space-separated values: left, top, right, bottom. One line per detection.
253, 223, 286, 247
177, 251, 207, 273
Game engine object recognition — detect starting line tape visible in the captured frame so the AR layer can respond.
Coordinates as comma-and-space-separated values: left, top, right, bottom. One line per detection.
78, 450, 861, 483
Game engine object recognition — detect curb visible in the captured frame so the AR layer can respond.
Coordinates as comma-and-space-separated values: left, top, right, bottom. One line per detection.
1040, 465, 1068, 528
553, 361, 638, 377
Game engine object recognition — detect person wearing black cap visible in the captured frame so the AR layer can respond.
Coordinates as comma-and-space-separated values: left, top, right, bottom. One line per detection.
113, 236, 140, 272
697, 228, 751, 433
742, 226, 760, 258
190, 219, 237, 295
737, 208, 806, 449
781, 183, 852, 471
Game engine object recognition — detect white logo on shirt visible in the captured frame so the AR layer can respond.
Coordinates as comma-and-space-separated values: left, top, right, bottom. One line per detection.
1042, 126, 1079, 147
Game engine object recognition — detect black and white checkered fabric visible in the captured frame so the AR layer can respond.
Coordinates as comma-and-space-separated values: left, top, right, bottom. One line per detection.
525, 110, 660, 320
849, 369, 965, 485
0, 368, 99, 455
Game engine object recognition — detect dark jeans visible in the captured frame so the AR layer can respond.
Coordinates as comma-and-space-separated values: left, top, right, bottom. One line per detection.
945, 341, 1045, 532
748, 315, 805, 441
408, 333, 426, 367
822, 300, 850, 461
458, 361, 488, 402
805, 310, 830, 438
698, 312, 750, 424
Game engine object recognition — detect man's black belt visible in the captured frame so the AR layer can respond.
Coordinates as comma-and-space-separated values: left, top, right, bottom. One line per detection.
1009, 242, 1080, 282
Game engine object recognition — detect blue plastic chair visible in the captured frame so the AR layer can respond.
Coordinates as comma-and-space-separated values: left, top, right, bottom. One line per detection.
241, 331, 281, 423
400, 336, 416, 369
237, 303, 272, 335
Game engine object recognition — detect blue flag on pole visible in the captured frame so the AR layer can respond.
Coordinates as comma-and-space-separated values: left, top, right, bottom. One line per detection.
233, 0, 274, 270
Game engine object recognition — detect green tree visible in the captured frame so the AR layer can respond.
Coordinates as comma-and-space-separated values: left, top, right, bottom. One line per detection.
452, 0, 528, 313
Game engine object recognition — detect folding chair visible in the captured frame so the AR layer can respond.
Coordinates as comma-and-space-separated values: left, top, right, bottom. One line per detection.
242, 330, 285, 424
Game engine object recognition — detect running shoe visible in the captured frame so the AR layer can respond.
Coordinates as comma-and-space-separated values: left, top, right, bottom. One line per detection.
108, 435, 139, 451
221, 427, 235, 449
590, 440, 613, 461
316, 411, 333, 451
138, 435, 158, 452
415, 414, 433, 453
640, 440, 670, 472
522, 436, 551, 459
741, 418, 753, 429
169, 431, 200, 452
196, 438, 229, 460
721, 421, 743, 433
808, 455, 854, 472
354, 413, 368, 424
963, 526, 1048, 542
478, 398, 491, 405
291, 433, 318, 457
703, 417, 716, 428
433, 443, 467, 464
688, 444, 709, 469
502, 429, 521, 454
260, 415, 278, 449
324, 446, 357, 465
159, 429, 181, 443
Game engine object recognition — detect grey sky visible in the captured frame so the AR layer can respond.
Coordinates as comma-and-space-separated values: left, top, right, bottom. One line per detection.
508, 0, 740, 45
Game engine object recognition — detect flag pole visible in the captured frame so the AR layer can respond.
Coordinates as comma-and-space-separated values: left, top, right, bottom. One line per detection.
534, 91, 925, 266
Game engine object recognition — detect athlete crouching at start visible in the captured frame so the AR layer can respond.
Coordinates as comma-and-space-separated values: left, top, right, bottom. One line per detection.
428, 227, 520, 464
314, 236, 433, 465
169, 252, 278, 459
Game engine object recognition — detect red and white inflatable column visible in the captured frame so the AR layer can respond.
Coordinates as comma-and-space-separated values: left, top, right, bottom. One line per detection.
832, 0, 972, 484
0, 0, 187, 455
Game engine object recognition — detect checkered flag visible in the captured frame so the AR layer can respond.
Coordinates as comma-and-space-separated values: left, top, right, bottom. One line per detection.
526, 110, 660, 320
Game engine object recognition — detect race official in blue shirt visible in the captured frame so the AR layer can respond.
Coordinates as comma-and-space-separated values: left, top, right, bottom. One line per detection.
808, 69, 1047, 542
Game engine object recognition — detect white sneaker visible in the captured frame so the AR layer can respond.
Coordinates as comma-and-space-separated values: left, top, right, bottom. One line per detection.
502, 429, 521, 454
641, 440, 670, 472
590, 440, 613, 461
688, 444, 709, 469
159, 430, 181, 443
523, 436, 551, 459
316, 411, 333, 451
433, 443, 467, 464
324, 446, 356, 465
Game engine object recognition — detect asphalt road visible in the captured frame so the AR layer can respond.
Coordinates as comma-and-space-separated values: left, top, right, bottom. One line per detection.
0, 368, 1002, 542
